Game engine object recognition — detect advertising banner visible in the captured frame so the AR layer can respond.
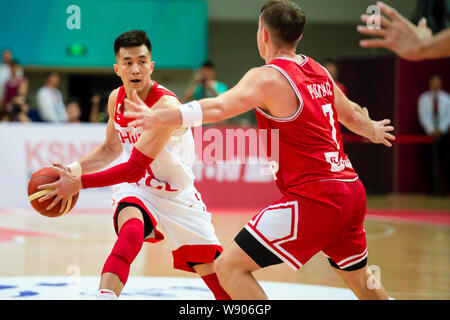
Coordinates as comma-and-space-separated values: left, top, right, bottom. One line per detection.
0, 123, 280, 211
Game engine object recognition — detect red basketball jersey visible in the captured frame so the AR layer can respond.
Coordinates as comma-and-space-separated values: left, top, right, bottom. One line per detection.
254, 56, 358, 195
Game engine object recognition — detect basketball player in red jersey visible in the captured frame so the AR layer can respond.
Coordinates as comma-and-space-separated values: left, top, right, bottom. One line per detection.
37, 30, 230, 300
124, 1, 395, 300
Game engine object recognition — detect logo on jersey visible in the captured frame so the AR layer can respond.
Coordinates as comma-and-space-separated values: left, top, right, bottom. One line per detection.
324, 151, 353, 172
117, 128, 140, 144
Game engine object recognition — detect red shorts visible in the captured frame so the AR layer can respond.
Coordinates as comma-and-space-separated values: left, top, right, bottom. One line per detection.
241, 178, 367, 270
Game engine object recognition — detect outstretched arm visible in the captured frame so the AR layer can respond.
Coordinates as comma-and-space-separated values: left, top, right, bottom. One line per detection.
124, 68, 269, 129
357, 1, 449, 61
334, 82, 395, 147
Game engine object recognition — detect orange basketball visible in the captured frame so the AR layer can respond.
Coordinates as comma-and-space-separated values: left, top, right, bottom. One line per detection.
27, 167, 79, 218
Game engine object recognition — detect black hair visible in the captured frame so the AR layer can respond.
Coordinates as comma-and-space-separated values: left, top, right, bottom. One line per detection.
44, 71, 59, 79
114, 30, 152, 56
202, 60, 215, 68
66, 96, 81, 105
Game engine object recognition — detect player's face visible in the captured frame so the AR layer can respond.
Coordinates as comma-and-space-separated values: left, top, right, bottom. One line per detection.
114, 45, 154, 92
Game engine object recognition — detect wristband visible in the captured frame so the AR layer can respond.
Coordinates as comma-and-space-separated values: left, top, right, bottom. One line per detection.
178, 101, 203, 127
67, 161, 82, 176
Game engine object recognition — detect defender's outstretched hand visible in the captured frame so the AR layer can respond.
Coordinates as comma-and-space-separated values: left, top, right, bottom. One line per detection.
357, 1, 433, 61
124, 90, 154, 130
124, 90, 183, 130
37, 166, 82, 213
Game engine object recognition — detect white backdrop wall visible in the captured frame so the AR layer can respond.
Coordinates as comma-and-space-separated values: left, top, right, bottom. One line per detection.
0, 123, 279, 210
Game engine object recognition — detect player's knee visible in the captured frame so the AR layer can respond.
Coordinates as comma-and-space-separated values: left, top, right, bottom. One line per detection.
214, 255, 233, 281
118, 219, 144, 262
215, 253, 245, 284
102, 218, 144, 285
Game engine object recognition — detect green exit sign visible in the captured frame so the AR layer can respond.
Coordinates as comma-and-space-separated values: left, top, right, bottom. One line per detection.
66, 44, 87, 56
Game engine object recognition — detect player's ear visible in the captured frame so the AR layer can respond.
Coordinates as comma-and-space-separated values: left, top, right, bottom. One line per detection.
149, 61, 155, 75
113, 63, 120, 77
263, 27, 270, 44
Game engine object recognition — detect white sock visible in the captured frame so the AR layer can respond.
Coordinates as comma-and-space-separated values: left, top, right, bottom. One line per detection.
96, 289, 118, 300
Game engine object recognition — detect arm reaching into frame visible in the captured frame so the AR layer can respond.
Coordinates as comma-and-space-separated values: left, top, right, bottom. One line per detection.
123, 68, 269, 130
357, 1, 449, 61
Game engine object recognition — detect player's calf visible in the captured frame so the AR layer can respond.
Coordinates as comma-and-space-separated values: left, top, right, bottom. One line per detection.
100, 218, 145, 296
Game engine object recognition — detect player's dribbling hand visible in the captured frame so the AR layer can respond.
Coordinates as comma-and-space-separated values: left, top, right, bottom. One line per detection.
31, 163, 69, 175
51, 162, 71, 173
36, 167, 82, 213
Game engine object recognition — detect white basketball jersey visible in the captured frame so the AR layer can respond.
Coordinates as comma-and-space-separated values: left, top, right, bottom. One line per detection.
113, 83, 196, 195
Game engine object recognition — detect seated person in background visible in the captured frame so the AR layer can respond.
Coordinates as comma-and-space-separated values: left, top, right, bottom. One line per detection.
418, 74, 450, 194
184, 61, 228, 101
36, 72, 68, 123
1, 60, 28, 119
0, 49, 24, 104
1, 94, 31, 123
66, 97, 82, 123
89, 93, 109, 123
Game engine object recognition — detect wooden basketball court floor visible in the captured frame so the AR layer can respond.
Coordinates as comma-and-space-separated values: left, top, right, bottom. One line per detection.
0, 194, 448, 300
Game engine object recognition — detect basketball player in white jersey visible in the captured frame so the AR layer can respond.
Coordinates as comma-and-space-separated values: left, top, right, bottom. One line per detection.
37, 30, 230, 300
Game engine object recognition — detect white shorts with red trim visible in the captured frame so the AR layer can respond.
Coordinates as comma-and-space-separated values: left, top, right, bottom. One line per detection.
111, 183, 222, 273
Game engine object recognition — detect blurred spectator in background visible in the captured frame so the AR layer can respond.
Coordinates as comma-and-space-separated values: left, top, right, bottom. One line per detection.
184, 61, 256, 126
323, 59, 348, 96
1, 94, 31, 123
0, 49, 24, 104
184, 61, 228, 101
36, 72, 68, 123
2, 60, 28, 112
89, 93, 108, 123
418, 74, 450, 195
66, 97, 82, 123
